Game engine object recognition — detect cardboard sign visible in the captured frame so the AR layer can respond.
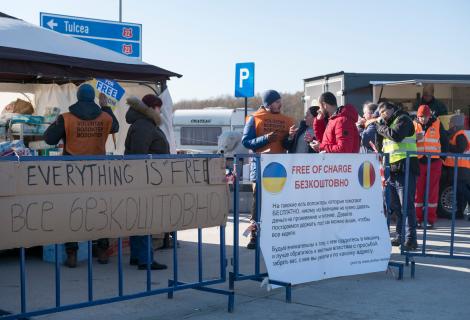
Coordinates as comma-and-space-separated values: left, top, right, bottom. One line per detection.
260, 154, 391, 285
0, 157, 229, 250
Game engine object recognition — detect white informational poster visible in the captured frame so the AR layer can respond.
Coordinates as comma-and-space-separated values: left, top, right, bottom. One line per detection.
260, 153, 391, 285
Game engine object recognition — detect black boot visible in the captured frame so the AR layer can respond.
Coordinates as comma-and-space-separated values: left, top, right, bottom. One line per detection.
246, 237, 256, 250
138, 261, 167, 270
65, 251, 77, 268
402, 239, 418, 251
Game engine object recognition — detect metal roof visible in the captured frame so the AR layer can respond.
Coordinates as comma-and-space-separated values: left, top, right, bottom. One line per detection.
370, 79, 470, 86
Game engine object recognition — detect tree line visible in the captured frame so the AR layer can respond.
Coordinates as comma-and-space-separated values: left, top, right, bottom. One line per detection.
173, 91, 306, 121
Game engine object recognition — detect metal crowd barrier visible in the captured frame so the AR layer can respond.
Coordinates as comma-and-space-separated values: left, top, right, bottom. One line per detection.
229, 154, 292, 304
400, 152, 470, 272
0, 154, 234, 320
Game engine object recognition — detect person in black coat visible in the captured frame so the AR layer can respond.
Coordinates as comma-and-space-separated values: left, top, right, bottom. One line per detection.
124, 94, 169, 270
374, 102, 419, 250
285, 106, 319, 153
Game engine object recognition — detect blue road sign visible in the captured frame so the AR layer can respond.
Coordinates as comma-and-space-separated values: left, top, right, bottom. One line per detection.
40, 12, 142, 59
235, 62, 255, 98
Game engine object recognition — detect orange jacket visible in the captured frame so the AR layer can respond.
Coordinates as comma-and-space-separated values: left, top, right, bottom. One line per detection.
63, 112, 112, 155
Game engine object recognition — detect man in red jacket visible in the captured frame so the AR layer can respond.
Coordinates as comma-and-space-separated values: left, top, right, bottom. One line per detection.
310, 92, 360, 153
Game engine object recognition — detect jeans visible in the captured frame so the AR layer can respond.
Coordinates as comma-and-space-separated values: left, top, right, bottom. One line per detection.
130, 236, 154, 265
389, 171, 417, 242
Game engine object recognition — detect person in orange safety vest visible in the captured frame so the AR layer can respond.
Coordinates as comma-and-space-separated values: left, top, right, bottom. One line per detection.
443, 114, 470, 218
242, 90, 295, 249
44, 84, 119, 268
413, 105, 449, 229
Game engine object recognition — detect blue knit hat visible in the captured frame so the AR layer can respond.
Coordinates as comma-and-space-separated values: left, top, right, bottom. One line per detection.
262, 90, 281, 107
77, 84, 95, 102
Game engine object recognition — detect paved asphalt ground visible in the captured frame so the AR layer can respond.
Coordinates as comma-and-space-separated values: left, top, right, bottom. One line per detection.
1, 215, 469, 320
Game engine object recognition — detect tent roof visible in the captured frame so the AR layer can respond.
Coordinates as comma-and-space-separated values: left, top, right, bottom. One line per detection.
0, 13, 181, 83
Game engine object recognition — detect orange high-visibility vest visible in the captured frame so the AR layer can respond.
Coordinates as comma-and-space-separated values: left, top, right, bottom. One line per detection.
251, 108, 294, 153
443, 130, 470, 169
414, 119, 441, 159
63, 112, 112, 155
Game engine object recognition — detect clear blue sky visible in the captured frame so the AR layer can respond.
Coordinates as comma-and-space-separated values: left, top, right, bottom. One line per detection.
3, 0, 470, 102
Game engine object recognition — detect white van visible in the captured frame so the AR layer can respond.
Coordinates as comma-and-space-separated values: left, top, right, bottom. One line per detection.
173, 107, 255, 153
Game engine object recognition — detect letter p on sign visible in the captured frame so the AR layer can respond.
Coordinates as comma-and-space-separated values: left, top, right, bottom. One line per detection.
235, 62, 255, 98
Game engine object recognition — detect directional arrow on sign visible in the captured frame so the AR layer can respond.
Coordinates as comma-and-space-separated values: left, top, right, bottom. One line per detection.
46, 19, 58, 30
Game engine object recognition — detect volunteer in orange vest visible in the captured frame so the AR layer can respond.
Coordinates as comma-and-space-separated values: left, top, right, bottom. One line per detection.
44, 84, 119, 268
413, 104, 449, 229
443, 114, 470, 218
242, 90, 294, 249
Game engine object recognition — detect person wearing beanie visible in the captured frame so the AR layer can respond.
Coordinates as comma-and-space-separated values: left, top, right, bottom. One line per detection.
375, 101, 419, 251
443, 114, 470, 218
310, 91, 360, 153
44, 83, 119, 268
413, 105, 449, 229
124, 94, 169, 270
413, 84, 448, 117
241, 89, 294, 249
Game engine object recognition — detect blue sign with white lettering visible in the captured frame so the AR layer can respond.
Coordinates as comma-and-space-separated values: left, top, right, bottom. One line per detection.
95, 78, 125, 100
40, 12, 142, 59
235, 62, 255, 98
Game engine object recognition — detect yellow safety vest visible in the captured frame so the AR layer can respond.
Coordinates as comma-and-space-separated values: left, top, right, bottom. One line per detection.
382, 117, 417, 163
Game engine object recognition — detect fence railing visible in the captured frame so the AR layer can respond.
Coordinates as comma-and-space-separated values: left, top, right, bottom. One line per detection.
0, 154, 234, 319
397, 152, 470, 269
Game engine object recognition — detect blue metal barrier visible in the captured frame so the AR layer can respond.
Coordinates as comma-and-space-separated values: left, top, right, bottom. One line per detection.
382, 154, 406, 280
229, 154, 292, 304
0, 154, 234, 319
399, 152, 470, 268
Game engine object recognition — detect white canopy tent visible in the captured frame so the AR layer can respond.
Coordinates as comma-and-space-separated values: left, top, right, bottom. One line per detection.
0, 12, 180, 154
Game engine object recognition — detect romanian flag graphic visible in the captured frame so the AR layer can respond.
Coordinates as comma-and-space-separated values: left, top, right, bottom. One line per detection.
262, 162, 287, 194
358, 161, 376, 189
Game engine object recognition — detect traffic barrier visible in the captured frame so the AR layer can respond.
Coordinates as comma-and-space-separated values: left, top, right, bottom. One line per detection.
0, 154, 234, 320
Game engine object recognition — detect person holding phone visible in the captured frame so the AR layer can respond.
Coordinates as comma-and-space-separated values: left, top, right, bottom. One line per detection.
285, 106, 319, 153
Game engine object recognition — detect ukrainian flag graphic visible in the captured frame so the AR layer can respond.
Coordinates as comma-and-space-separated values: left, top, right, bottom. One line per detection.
358, 161, 376, 189
262, 162, 287, 194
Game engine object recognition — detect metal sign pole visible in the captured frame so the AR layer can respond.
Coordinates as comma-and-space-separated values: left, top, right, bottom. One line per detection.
119, 0, 122, 22
244, 97, 248, 123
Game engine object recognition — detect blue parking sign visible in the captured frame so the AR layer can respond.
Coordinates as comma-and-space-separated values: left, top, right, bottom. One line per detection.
235, 63, 255, 98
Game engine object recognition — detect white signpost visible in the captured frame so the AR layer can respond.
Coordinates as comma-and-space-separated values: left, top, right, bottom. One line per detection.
260, 153, 391, 285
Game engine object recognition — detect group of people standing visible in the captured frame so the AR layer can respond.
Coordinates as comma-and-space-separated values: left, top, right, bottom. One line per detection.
242, 88, 469, 251
44, 84, 169, 269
